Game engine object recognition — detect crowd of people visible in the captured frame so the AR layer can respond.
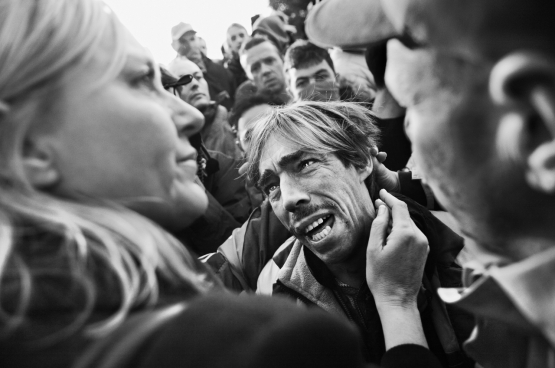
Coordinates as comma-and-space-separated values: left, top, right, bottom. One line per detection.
1, 0, 554, 367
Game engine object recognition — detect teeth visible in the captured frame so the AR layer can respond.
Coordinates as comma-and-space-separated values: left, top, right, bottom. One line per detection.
303, 215, 331, 234
311, 226, 331, 242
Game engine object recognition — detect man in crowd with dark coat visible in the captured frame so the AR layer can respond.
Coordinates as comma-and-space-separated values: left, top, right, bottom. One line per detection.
170, 22, 236, 110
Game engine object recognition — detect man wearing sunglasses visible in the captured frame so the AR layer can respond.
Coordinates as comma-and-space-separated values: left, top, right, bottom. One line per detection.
307, 0, 555, 366
381, 1, 555, 365
170, 22, 236, 111
167, 58, 241, 160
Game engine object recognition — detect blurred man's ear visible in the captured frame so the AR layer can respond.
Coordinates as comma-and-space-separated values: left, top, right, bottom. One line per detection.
489, 51, 555, 193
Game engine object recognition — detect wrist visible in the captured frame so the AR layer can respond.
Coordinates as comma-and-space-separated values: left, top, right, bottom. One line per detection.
375, 298, 418, 315
376, 302, 428, 350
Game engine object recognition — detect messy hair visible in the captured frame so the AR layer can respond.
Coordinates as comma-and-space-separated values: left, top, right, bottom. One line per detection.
247, 100, 381, 196
284, 40, 335, 73
0, 0, 214, 342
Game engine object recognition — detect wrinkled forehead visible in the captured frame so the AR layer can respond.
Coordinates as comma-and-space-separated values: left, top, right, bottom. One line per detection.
258, 134, 301, 171
244, 43, 280, 66
380, 0, 553, 61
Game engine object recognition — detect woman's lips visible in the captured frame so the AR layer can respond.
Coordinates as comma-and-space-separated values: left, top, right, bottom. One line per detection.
176, 158, 198, 177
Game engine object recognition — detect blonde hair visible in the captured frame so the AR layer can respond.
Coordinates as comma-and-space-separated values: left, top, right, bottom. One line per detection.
0, 0, 215, 342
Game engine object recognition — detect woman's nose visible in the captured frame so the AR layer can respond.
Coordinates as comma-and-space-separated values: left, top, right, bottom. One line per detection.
172, 97, 205, 137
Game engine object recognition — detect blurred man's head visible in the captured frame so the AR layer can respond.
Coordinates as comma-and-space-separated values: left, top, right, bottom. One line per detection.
284, 40, 339, 101
229, 94, 279, 153
381, 0, 555, 260
240, 38, 287, 96
167, 58, 211, 110
171, 22, 202, 61
227, 24, 248, 54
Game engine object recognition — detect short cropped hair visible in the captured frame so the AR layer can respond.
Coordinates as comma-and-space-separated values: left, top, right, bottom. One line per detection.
247, 101, 380, 196
241, 37, 268, 54
229, 93, 283, 129
240, 37, 283, 59
284, 40, 335, 73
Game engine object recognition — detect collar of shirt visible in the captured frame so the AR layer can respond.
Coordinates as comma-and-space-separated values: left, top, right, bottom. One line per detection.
439, 246, 555, 347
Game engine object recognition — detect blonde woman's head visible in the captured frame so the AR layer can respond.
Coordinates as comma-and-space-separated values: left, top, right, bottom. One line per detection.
0, 0, 214, 340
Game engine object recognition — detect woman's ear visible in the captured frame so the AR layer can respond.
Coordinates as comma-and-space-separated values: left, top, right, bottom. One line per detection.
489, 51, 555, 193
22, 137, 59, 189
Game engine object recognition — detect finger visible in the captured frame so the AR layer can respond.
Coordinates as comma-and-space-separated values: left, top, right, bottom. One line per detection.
379, 189, 411, 224
370, 146, 379, 156
368, 204, 390, 251
376, 152, 387, 163
238, 162, 248, 175
374, 198, 386, 208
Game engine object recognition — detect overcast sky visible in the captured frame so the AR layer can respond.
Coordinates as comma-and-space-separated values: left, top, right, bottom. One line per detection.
104, 0, 271, 64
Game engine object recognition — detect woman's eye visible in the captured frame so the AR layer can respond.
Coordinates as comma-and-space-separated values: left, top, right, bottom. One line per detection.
133, 69, 156, 88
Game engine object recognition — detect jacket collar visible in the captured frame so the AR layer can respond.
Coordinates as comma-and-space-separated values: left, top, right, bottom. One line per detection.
440, 246, 555, 347
277, 240, 345, 316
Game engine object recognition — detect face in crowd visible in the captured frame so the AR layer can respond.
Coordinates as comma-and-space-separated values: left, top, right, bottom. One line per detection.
173, 31, 203, 61
237, 103, 273, 153
252, 103, 376, 265
168, 58, 211, 110
241, 41, 287, 95
33, 29, 207, 231
227, 25, 247, 54
288, 60, 338, 102
197, 37, 207, 55
381, 0, 555, 259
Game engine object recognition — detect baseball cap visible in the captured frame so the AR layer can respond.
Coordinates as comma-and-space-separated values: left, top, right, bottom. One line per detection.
304, 0, 396, 49
306, 0, 555, 61
171, 22, 196, 41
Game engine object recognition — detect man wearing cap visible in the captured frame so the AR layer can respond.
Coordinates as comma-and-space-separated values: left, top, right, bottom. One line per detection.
306, 0, 555, 366
170, 22, 235, 110
304, 8, 412, 173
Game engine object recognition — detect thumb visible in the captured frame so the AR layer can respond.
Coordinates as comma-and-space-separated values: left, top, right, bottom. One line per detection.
368, 205, 389, 251
238, 162, 248, 175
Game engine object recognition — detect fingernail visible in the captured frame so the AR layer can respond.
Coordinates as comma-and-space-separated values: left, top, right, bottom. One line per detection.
378, 205, 385, 215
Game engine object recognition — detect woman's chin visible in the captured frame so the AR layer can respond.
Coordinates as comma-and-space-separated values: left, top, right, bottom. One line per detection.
127, 181, 209, 233
169, 181, 209, 230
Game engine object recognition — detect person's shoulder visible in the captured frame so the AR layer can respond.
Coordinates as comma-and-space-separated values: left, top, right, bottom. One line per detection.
134, 293, 366, 368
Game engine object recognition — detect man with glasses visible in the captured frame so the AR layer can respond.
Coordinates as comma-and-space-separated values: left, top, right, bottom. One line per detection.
170, 22, 236, 110
167, 58, 240, 160
306, 0, 555, 366
380, 1, 555, 366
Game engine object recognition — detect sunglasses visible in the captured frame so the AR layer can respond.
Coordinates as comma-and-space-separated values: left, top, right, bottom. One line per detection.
163, 74, 194, 96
